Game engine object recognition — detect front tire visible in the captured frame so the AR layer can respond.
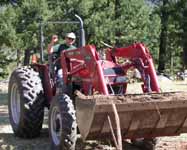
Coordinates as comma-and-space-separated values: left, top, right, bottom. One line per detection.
8, 66, 45, 138
49, 94, 77, 150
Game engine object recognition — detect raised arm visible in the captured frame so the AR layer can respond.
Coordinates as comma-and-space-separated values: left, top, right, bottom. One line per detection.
47, 35, 58, 54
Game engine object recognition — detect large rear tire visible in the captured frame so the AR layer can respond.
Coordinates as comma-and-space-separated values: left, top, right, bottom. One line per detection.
49, 94, 77, 150
8, 66, 44, 138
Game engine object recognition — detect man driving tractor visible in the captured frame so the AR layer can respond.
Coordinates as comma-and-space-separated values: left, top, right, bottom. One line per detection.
47, 32, 77, 87
47, 32, 76, 55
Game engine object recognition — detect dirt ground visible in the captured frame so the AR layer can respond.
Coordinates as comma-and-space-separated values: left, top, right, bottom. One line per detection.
1, 80, 187, 150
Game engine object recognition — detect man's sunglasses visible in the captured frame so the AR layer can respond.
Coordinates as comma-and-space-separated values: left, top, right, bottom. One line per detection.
66, 37, 74, 41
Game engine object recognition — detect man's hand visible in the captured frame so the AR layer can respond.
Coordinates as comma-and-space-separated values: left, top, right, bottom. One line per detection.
51, 35, 58, 43
48, 35, 58, 54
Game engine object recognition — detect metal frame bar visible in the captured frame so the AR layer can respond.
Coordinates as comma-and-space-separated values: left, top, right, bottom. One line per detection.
39, 14, 85, 63
108, 103, 122, 150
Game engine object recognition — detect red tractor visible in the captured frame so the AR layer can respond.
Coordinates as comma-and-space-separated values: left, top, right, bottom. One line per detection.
8, 15, 187, 150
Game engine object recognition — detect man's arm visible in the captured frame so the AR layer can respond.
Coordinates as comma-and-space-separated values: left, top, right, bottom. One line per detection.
47, 42, 54, 54
47, 35, 58, 54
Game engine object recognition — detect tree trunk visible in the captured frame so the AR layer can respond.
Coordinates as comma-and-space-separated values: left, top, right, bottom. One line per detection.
182, 4, 187, 69
158, 0, 169, 73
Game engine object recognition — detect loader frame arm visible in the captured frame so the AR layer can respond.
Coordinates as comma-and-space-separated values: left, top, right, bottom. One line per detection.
61, 45, 109, 95
60, 43, 160, 96
106, 43, 160, 92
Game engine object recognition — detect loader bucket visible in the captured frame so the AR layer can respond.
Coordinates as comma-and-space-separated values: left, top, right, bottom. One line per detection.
75, 91, 187, 141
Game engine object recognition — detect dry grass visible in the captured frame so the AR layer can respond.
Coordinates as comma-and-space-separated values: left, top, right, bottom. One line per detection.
127, 80, 187, 94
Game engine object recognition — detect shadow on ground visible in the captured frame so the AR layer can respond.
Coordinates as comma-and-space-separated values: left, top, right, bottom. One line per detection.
0, 129, 50, 150
0, 131, 141, 150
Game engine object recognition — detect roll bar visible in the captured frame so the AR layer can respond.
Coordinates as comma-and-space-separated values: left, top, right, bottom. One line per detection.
39, 14, 85, 63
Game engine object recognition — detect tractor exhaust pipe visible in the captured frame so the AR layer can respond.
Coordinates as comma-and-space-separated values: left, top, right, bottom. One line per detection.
75, 14, 86, 47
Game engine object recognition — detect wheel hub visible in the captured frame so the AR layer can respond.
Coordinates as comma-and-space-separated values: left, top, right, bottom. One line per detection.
10, 83, 21, 125
51, 106, 62, 145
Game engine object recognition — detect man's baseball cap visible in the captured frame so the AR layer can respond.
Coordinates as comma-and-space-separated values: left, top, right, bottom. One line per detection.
66, 32, 76, 39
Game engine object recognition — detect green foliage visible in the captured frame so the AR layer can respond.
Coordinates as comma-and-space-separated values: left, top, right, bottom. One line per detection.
0, 0, 185, 78
0, 5, 17, 48
148, 0, 186, 74
15, 0, 50, 50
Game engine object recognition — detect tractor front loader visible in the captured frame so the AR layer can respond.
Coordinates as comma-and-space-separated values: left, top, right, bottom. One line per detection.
8, 15, 187, 150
